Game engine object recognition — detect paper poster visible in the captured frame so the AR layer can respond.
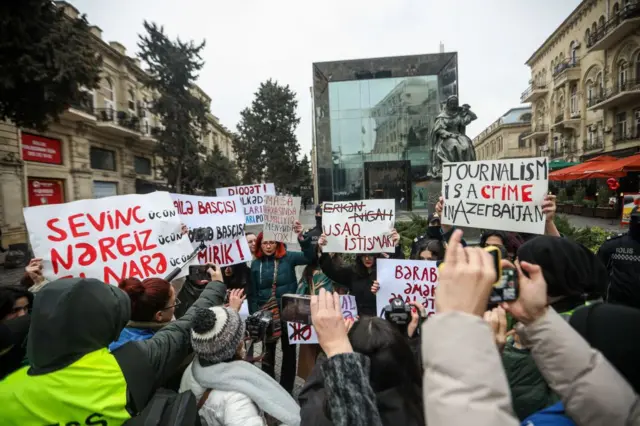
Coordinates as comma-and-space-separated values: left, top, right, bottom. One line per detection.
441, 158, 549, 234
216, 183, 276, 225
621, 193, 640, 225
288, 295, 357, 345
23, 192, 194, 285
171, 193, 251, 267
376, 259, 438, 318
263, 195, 301, 243
322, 199, 395, 253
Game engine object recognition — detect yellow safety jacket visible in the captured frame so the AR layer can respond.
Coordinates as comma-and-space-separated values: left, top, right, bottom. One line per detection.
0, 348, 131, 426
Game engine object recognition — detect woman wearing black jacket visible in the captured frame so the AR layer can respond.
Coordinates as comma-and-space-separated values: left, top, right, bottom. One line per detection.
317, 229, 403, 317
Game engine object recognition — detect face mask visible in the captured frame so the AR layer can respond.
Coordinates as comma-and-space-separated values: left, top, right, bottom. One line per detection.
315, 215, 322, 228
427, 225, 441, 238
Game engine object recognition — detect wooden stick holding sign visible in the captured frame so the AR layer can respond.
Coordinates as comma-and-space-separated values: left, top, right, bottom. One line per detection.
441, 158, 549, 234
263, 195, 301, 244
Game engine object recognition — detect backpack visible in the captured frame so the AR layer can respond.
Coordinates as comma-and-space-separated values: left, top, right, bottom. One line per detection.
113, 342, 202, 426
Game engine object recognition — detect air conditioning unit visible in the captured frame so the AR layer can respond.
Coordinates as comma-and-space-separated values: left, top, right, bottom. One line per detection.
604, 126, 612, 133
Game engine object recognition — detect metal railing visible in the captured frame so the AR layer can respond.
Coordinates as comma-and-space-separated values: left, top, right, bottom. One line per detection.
613, 126, 640, 143
531, 124, 549, 133
69, 93, 95, 115
583, 137, 604, 151
520, 83, 548, 102
553, 59, 580, 77
555, 114, 564, 124
96, 108, 141, 132
587, 2, 640, 48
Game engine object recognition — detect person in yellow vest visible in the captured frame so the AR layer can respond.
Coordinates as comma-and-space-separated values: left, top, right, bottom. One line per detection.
0, 274, 226, 426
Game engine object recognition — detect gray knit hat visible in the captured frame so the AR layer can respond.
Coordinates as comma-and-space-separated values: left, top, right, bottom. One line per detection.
191, 306, 246, 364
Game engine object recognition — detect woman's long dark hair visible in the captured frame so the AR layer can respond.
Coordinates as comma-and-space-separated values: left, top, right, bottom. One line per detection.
347, 317, 424, 425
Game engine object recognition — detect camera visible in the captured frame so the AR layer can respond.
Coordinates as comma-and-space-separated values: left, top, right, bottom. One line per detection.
383, 298, 412, 332
192, 227, 208, 243
188, 265, 212, 282
245, 310, 275, 343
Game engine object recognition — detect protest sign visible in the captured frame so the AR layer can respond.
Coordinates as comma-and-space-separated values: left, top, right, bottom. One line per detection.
441, 158, 549, 234
171, 193, 251, 267
376, 259, 439, 318
216, 183, 276, 225
23, 192, 194, 285
322, 199, 395, 253
288, 295, 357, 345
263, 195, 301, 243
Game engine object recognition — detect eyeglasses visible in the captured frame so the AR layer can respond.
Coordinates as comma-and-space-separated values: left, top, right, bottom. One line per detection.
162, 299, 181, 311
261, 241, 276, 246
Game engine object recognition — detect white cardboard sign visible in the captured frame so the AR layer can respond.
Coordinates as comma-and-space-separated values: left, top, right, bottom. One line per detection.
322, 199, 395, 253
23, 192, 194, 285
263, 195, 301, 243
376, 259, 439, 318
171, 194, 251, 267
288, 295, 357, 345
441, 158, 549, 234
216, 183, 276, 225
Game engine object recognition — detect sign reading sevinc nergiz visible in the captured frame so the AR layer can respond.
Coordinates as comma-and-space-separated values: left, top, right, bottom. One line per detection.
441, 158, 549, 234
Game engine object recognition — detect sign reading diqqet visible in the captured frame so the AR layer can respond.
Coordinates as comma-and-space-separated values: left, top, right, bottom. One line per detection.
23, 192, 194, 284
322, 199, 395, 253
216, 183, 276, 225
171, 193, 250, 267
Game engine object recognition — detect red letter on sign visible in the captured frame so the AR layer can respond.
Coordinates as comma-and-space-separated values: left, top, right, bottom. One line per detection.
521, 184, 533, 202
47, 218, 67, 242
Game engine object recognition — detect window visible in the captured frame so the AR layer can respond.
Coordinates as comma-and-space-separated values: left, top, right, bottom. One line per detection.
93, 181, 118, 199
570, 86, 578, 116
634, 108, 640, 138
103, 78, 114, 102
128, 88, 136, 112
587, 83, 594, 104
599, 16, 605, 28
134, 156, 151, 175
619, 61, 628, 90
585, 29, 591, 44
570, 42, 578, 64
90, 147, 116, 171
616, 112, 627, 138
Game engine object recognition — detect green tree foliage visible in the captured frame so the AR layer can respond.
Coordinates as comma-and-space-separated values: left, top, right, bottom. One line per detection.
0, 0, 102, 131
290, 154, 312, 196
200, 145, 240, 194
235, 80, 303, 191
138, 21, 208, 193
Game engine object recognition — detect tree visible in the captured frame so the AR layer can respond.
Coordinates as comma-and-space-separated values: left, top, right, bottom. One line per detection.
290, 154, 312, 196
0, 0, 102, 131
235, 80, 301, 191
138, 21, 208, 193
200, 145, 240, 194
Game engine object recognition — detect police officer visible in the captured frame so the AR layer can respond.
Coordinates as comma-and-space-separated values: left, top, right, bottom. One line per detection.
597, 206, 640, 309
304, 204, 323, 246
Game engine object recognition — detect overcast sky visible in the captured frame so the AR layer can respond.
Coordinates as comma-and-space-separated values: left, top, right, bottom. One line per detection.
69, 0, 579, 158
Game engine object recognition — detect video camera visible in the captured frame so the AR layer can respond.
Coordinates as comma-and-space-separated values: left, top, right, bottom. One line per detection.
383, 298, 412, 333
245, 310, 275, 344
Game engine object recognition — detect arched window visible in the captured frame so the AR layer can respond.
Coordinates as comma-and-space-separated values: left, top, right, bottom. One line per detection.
570, 41, 578, 64
636, 54, 640, 81
598, 15, 605, 28
591, 22, 597, 35
570, 86, 578, 116
585, 28, 591, 44
103, 77, 114, 102
128, 87, 136, 111
613, 2, 620, 17
618, 61, 628, 90
596, 72, 604, 95
586, 80, 594, 106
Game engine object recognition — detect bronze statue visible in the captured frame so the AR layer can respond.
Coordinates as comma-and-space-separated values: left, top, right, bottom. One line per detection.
429, 95, 478, 177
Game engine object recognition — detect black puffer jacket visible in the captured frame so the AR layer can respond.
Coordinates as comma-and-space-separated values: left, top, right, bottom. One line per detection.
319, 246, 403, 317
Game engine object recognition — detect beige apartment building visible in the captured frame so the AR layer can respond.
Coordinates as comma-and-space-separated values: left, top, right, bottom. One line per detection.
474, 107, 534, 160
0, 1, 235, 246
520, 0, 640, 162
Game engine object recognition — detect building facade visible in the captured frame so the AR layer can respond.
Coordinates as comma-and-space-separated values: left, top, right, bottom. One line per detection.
521, 0, 640, 162
474, 107, 534, 161
0, 2, 234, 246
312, 53, 458, 210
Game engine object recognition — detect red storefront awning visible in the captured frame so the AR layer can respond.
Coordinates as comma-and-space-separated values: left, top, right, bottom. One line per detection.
549, 155, 617, 181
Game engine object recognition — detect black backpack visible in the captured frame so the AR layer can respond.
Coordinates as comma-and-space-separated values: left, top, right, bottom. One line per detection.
113, 343, 202, 426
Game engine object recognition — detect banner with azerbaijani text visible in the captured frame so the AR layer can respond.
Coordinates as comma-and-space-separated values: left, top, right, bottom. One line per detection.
171, 193, 251, 266
376, 259, 439, 318
216, 183, 276, 225
23, 192, 193, 285
441, 158, 549, 234
263, 195, 301, 243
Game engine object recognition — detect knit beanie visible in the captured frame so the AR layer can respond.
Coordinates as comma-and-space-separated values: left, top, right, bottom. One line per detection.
191, 306, 246, 364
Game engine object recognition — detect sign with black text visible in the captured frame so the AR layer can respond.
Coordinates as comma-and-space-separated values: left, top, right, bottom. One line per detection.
216, 183, 276, 225
263, 195, 301, 243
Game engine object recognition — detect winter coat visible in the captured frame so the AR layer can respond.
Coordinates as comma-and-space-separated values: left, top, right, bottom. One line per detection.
421, 308, 640, 426
521, 402, 576, 426
298, 356, 421, 426
319, 245, 403, 317
501, 341, 558, 420
249, 236, 314, 313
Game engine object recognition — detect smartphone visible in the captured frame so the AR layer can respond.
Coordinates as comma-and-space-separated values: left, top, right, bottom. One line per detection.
281, 294, 312, 325
483, 246, 502, 286
490, 268, 519, 304
188, 265, 211, 282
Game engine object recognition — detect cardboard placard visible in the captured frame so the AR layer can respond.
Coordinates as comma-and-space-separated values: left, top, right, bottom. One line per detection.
288, 295, 357, 345
322, 199, 395, 253
23, 192, 194, 285
216, 183, 276, 225
171, 194, 251, 266
376, 259, 439, 318
441, 158, 549, 234
263, 195, 301, 243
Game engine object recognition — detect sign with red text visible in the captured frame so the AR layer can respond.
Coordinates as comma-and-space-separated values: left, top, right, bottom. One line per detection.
263, 195, 301, 243
22, 133, 63, 165
288, 295, 357, 345
216, 183, 276, 225
441, 158, 549, 234
322, 199, 395, 253
376, 259, 439, 318
23, 192, 194, 285
171, 193, 250, 267
28, 178, 65, 206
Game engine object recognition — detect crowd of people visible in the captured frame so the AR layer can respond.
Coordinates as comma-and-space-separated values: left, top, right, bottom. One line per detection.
1, 194, 639, 425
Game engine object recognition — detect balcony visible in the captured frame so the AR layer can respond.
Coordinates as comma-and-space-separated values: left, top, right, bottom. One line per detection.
63, 93, 97, 122
522, 124, 549, 142
583, 137, 604, 152
550, 148, 563, 159
553, 59, 581, 87
553, 112, 581, 131
613, 126, 640, 144
588, 79, 640, 110
139, 122, 161, 143
587, 3, 640, 52
96, 108, 141, 138
521, 83, 549, 103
